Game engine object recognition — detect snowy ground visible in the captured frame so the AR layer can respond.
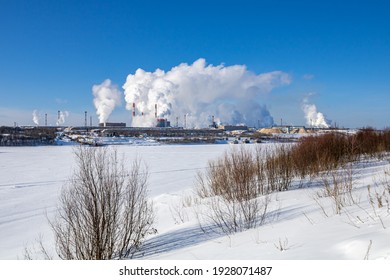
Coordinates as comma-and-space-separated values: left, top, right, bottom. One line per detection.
0, 144, 389, 260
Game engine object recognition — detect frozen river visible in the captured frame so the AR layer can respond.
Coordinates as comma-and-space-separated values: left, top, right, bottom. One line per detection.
0, 144, 230, 259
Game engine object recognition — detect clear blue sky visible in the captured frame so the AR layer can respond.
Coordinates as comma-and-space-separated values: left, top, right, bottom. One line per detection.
1, 0, 389, 128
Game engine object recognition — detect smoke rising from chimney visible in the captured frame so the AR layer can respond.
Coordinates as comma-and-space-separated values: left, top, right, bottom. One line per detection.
32, 110, 40, 125
123, 58, 291, 128
56, 111, 69, 126
302, 95, 331, 128
92, 79, 121, 124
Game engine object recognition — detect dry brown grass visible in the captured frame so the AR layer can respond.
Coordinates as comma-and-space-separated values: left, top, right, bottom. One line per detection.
195, 129, 390, 234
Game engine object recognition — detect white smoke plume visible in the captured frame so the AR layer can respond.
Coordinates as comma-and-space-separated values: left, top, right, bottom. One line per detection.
302, 95, 331, 128
56, 111, 69, 126
32, 110, 40, 126
123, 58, 291, 128
92, 79, 122, 124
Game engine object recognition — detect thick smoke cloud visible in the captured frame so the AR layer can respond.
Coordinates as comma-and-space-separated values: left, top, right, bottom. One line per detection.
123, 58, 291, 128
302, 95, 331, 128
92, 79, 121, 124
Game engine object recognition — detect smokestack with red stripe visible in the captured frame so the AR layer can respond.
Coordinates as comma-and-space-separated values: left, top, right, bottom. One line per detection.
132, 103, 135, 117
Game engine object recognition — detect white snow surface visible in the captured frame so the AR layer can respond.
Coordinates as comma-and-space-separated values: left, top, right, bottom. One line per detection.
1, 144, 390, 260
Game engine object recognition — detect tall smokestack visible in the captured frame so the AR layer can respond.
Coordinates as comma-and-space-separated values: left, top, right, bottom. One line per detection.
155, 104, 157, 119
45, 113, 47, 126
132, 103, 135, 117
84, 111, 87, 127
57, 110, 60, 124
184, 114, 187, 129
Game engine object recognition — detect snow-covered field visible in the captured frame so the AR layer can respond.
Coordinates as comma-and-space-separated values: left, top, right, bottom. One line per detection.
1, 144, 390, 260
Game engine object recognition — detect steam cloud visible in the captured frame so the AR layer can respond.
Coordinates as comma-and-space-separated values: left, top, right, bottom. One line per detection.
56, 111, 69, 125
32, 110, 40, 126
92, 79, 122, 124
123, 58, 291, 128
302, 95, 331, 128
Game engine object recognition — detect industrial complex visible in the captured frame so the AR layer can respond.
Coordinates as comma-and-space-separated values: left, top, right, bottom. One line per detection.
0, 103, 345, 146
0, 117, 341, 146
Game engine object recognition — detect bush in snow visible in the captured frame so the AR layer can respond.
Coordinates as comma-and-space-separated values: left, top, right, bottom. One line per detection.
195, 146, 272, 234
50, 146, 155, 259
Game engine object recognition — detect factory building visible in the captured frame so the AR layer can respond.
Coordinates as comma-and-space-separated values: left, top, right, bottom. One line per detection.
218, 125, 248, 131
99, 122, 126, 128
156, 118, 171, 128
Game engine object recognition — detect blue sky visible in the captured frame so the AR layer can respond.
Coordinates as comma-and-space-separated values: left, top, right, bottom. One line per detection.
0, 0, 389, 128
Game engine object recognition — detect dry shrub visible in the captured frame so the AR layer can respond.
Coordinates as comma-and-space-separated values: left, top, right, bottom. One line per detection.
196, 146, 262, 200
370, 167, 390, 213
196, 146, 271, 234
384, 128, 390, 151
51, 146, 155, 259
264, 145, 294, 192
169, 194, 198, 224
355, 128, 383, 156
292, 133, 349, 176
196, 191, 271, 235
290, 129, 390, 180
196, 129, 390, 233
318, 165, 357, 214
296, 130, 390, 218
353, 128, 387, 157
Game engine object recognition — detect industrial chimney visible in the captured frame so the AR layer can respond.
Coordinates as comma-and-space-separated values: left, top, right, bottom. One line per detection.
210, 115, 217, 128
132, 103, 136, 117
155, 104, 157, 119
